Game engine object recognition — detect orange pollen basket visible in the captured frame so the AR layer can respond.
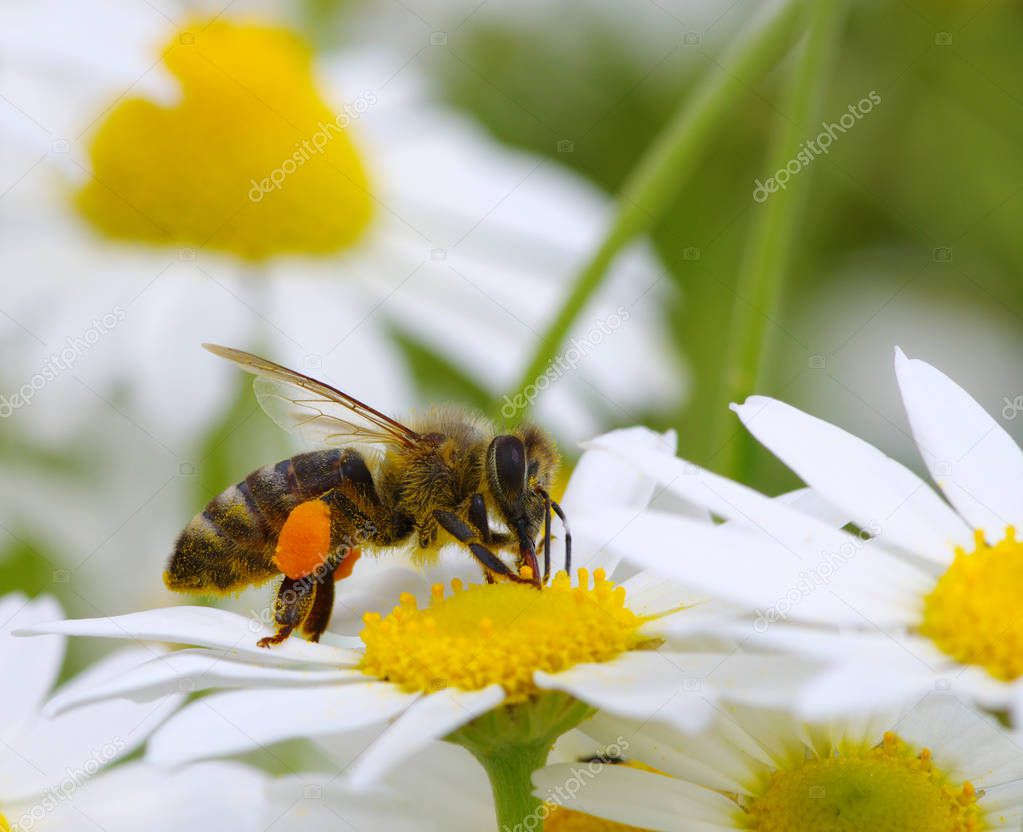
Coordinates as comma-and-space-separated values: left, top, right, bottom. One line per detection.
273, 500, 331, 579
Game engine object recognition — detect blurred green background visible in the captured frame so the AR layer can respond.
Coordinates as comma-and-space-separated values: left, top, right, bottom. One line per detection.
5, 0, 1023, 675
294, 0, 1023, 488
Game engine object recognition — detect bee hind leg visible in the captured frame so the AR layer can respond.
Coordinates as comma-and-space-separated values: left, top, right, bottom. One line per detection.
300, 575, 335, 643
258, 575, 315, 648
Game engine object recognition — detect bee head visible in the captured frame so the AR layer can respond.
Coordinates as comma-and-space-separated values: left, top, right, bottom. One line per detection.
487, 428, 561, 578
487, 434, 527, 516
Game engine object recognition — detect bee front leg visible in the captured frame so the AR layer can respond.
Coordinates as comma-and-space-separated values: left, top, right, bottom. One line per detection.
259, 575, 315, 648
467, 494, 508, 583
468, 494, 492, 543
434, 509, 536, 586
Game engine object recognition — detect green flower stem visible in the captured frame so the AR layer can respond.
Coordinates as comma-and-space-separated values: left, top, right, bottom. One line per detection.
715, 0, 846, 481
448, 693, 594, 831
469, 741, 550, 832
500, 0, 804, 418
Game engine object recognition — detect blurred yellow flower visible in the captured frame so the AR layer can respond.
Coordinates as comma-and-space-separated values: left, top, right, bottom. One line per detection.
78, 21, 373, 260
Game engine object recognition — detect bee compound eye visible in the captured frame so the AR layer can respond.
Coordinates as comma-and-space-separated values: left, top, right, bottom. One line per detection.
492, 435, 527, 501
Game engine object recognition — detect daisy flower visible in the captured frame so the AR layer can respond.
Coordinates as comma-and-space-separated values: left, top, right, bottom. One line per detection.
16, 428, 808, 829
0, 592, 267, 832
578, 348, 1023, 719
0, 0, 682, 450
537, 694, 1023, 831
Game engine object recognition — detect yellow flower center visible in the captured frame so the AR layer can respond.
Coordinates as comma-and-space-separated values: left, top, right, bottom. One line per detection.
744, 733, 983, 832
545, 806, 650, 831
0, 811, 9, 832
359, 569, 648, 702
76, 20, 373, 261
921, 527, 1023, 681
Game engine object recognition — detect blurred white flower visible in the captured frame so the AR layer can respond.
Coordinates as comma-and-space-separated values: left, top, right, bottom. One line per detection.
0, 593, 266, 832
539, 696, 1023, 830
785, 258, 1023, 465
0, 0, 683, 454
586, 349, 1023, 721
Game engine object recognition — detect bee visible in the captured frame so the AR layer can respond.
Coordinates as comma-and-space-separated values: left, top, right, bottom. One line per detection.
165, 344, 571, 647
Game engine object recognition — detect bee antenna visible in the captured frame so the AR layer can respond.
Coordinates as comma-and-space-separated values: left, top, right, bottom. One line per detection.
550, 499, 571, 576
538, 487, 552, 584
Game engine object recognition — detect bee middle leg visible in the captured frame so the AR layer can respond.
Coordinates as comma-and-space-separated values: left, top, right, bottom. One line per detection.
434, 509, 537, 586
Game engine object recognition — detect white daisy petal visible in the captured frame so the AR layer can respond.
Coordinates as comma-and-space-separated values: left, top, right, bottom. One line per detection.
575, 509, 920, 626
266, 774, 426, 832
580, 709, 770, 795
586, 433, 879, 562
347, 685, 505, 789
312, 732, 496, 830
536, 651, 716, 734
0, 647, 182, 803
16, 606, 360, 667
567, 427, 682, 573
697, 653, 829, 710
895, 695, 1023, 789
33, 760, 268, 832
564, 427, 677, 516
895, 347, 1023, 532
0, 594, 65, 742
732, 395, 973, 559
146, 682, 418, 766
736, 623, 950, 669
44, 648, 364, 716
772, 487, 848, 528
535, 763, 735, 831
796, 661, 939, 719
619, 569, 708, 620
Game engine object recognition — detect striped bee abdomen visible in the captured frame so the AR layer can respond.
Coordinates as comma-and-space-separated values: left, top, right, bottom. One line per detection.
165, 449, 353, 594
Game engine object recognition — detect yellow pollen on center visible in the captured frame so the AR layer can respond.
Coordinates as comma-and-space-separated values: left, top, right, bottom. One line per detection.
744, 733, 983, 832
921, 527, 1023, 681
76, 20, 373, 260
359, 569, 648, 701
0, 811, 9, 832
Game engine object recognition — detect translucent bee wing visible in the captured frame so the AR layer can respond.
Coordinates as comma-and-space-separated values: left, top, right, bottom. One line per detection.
253, 377, 408, 447
204, 343, 420, 448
